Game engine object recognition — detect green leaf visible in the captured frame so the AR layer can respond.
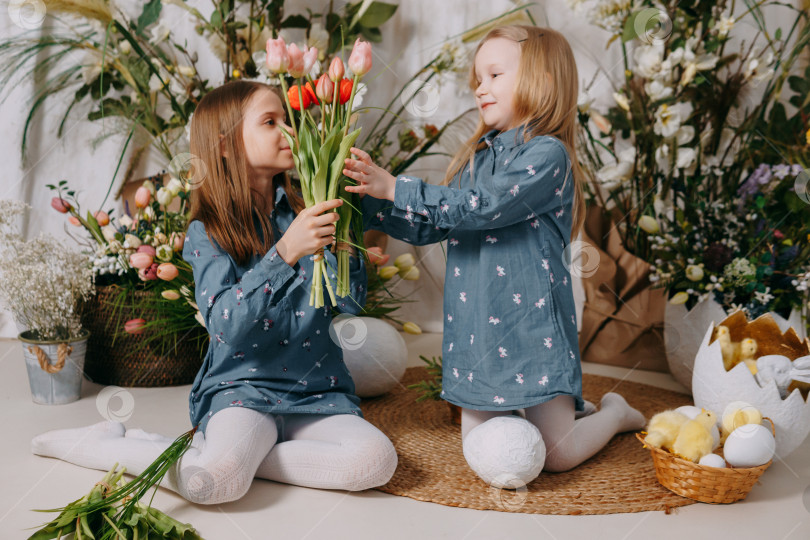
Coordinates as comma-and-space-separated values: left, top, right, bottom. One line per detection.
358, 2, 398, 28
281, 15, 310, 28
210, 9, 221, 29
136, 0, 163, 35
775, 27, 782, 40
359, 25, 382, 42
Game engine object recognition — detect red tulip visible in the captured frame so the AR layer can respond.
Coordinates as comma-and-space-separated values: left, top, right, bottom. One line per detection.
287, 85, 312, 110
328, 57, 344, 82
124, 318, 146, 335
157, 262, 179, 281
51, 197, 71, 213
303, 81, 319, 105
339, 78, 353, 105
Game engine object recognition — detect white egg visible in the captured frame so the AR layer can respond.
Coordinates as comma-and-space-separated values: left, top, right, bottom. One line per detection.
721, 400, 762, 435
675, 405, 702, 418
676, 406, 721, 450
698, 453, 726, 468
723, 423, 775, 468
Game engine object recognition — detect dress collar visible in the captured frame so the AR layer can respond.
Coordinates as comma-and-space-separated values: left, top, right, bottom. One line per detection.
478, 124, 529, 151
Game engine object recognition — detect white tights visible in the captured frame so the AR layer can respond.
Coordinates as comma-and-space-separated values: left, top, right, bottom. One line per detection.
461, 393, 646, 475
31, 408, 398, 505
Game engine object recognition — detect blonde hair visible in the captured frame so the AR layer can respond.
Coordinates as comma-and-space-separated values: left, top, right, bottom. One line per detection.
187, 80, 305, 266
443, 25, 585, 241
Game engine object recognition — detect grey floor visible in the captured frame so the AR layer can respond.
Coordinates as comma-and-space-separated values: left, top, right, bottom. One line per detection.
1, 333, 809, 540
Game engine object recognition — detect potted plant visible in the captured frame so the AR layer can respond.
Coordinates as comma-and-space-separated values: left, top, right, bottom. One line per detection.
0, 200, 95, 404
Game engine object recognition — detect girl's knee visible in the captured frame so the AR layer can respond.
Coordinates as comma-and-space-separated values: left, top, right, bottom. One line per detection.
345, 433, 398, 491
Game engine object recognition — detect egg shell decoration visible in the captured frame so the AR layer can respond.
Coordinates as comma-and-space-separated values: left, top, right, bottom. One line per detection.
698, 453, 726, 468
723, 423, 776, 468
665, 298, 807, 392
692, 311, 810, 458
338, 317, 408, 398
463, 416, 546, 488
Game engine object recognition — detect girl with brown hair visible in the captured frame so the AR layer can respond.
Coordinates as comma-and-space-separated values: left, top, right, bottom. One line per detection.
32, 80, 397, 504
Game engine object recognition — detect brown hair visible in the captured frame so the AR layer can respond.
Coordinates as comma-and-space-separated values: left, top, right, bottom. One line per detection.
443, 25, 585, 241
187, 80, 305, 266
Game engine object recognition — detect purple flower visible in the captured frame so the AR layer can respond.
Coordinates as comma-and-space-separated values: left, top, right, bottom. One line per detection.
738, 164, 772, 198
772, 164, 791, 179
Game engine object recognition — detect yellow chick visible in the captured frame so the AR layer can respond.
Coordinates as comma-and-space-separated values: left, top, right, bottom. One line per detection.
729, 338, 757, 371
743, 358, 758, 375
715, 326, 735, 370
672, 409, 717, 462
644, 410, 689, 451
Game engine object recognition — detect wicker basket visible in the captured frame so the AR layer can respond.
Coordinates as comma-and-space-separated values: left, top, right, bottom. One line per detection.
636, 418, 775, 504
80, 285, 208, 387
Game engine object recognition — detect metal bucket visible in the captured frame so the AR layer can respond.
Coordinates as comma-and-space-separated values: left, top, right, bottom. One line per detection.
19, 329, 89, 405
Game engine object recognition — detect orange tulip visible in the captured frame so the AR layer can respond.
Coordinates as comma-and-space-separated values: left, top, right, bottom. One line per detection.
134, 186, 151, 208
68, 216, 81, 226
287, 85, 312, 110
130, 252, 154, 270
157, 262, 179, 281
303, 81, 319, 105
339, 78, 353, 105
94, 210, 110, 226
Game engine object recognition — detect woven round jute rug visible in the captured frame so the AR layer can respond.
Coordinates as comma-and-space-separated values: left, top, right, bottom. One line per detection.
360, 367, 696, 515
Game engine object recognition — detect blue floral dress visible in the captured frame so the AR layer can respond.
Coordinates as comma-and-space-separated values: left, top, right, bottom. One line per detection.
361, 126, 584, 412
183, 184, 366, 434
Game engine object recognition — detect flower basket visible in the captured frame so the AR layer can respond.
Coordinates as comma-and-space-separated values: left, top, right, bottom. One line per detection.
80, 285, 208, 387
19, 328, 89, 405
578, 206, 668, 371
635, 418, 775, 504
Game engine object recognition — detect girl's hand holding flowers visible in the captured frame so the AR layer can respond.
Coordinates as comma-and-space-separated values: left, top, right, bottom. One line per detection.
343, 147, 397, 202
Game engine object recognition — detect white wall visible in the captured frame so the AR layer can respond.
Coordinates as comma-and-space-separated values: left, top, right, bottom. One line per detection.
0, 0, 801, 338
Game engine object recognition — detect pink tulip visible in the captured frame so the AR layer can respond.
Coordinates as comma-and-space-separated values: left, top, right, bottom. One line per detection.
136, 244, 156, 257
124, 318, 146, 335
129, 252, 154, 270
170, 232, 185, 251
138, 262, 159, 281
265, 36, 289, 73
68, 216, 81, 227
51, 197, 71, 213
134, 186, 151, 208
157, 262, 179, 281
287, 43, 306, 78
328, 57, 344, 82
366, 246, 390, 266
315, 74, 334, 103
302, 45, 318, 75
348, 38, 372, 76
93, 210, 110, 226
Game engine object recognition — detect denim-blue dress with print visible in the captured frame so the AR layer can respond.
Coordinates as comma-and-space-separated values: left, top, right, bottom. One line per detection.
183, 184, 366, 434
361, 126, 584, 412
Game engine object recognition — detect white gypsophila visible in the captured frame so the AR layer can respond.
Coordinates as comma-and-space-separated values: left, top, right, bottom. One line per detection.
585, 0, 637, 33
0, 229, 95, 341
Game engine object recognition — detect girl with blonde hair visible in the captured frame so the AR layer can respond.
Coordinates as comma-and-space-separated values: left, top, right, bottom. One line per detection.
344, 25, 645, 486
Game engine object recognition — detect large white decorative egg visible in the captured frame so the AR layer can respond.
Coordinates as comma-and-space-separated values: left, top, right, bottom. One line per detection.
723, 423, 776, 468
675, 405, 721, 450
692, 313, 810, 458
462, 416, 546, 488
335, 316, 408, 397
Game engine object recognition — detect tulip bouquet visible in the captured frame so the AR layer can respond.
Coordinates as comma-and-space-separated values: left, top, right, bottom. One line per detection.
265, 36, 373, 308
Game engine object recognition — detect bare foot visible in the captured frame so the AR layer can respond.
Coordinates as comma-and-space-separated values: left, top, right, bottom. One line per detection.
600, 393, 646, 432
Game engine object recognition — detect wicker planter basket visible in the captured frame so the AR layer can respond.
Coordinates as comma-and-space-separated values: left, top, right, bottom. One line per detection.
80, 285, 208, 387
635, 418, 775, 504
